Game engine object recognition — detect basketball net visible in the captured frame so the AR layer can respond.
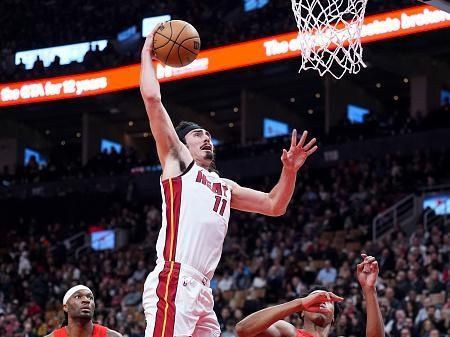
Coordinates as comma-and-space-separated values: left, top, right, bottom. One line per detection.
291, 0, 368, 79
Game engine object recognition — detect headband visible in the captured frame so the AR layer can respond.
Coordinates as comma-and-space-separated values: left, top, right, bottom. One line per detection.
176, 122, 203, 142
63, 285, 93, 305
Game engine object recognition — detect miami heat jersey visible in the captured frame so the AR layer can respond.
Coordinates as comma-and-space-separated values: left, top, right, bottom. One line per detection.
155, 161, 231, 280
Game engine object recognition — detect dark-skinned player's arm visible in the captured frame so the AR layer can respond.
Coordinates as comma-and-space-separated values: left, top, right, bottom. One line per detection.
140, 29, 192, 171
357, 254, 385, 337
236, 291, 343, 337
224, 129, 317, 217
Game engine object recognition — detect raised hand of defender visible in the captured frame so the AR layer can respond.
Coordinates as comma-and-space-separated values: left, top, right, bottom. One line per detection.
281, 129, 318, 172
142, 23, 163, 60
299, 290, 343, 314
356, 253, 379, 290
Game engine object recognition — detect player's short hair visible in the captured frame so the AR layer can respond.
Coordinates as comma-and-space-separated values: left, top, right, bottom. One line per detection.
300, 285, 342, 325
175, 121, 204, 144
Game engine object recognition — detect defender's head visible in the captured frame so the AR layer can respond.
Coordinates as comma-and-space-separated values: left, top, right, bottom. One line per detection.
62, 285, 95, 323
300, 286, 342, 328
176, 121, 214, 168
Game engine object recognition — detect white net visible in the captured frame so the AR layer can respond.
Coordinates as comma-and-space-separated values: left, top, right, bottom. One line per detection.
291, 0, 368, 79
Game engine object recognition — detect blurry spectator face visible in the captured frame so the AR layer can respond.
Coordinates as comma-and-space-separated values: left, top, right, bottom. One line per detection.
429, 329, 439, 337
422, 320, 433, 332
407, 270, 416, 281
338, 315, 347, 326
64, 289, 95, 320
426, 305, 436, 317
221, 307, 230, 320
405, 318, 413, 328
24, 322, 32, 332
443, 234, 449, 245
302, 290, 335, 327
430, 270, 439, 280
385, 287, 395, 299
395, 310, 406, 322
396, 271, 406, 282
400, 328, 411, 337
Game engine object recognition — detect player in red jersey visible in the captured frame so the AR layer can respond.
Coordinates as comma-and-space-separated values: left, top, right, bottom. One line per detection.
236, 254, 384, 337
44, 285, 122, 337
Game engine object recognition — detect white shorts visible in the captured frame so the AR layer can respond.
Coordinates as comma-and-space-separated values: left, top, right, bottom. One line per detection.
143, 261, 220, 337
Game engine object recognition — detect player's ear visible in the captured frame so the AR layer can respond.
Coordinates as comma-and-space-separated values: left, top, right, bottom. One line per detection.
63, 303, 68, 313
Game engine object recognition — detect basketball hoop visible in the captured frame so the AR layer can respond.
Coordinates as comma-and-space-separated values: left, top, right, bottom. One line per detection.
291, 0, 368, 79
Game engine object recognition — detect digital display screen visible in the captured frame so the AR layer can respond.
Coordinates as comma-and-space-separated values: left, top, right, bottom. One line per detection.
142, 15, 171, 37
91, 230, 115, 250
118, 25, 137, 42
100, 139, 122, 154
244, 0, 269, 11
15, 40, 108, 70
423, 195, 450, 215
263, 118, 289, 138
441, 89, 450, 106
24, 148, 47, 167
347, 104, 369, 124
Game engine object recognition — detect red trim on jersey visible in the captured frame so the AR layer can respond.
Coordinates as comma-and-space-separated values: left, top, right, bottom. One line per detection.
162, 177, 182, 261
152, 261, 181, 337
53, 324, 107, 337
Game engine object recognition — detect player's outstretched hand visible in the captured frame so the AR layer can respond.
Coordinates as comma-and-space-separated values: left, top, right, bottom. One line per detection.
281, 129, 318, 172
142, 23, 163, 60
299, 290, 343, 314
356, 253, 379, 291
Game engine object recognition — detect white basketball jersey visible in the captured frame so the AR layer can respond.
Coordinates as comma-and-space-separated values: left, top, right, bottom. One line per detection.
155, 162, 231, 280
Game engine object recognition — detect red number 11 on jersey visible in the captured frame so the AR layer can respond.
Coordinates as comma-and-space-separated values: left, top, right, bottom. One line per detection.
213, 196, 227, 216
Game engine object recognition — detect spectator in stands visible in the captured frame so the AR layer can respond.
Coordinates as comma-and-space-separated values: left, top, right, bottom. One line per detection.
316, 260, 337, 286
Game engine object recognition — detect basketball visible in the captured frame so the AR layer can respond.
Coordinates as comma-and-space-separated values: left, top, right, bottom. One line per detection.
153, 20, 201, 68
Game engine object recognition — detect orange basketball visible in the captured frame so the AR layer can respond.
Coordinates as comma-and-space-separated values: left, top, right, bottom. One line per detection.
152, 20, 201, 68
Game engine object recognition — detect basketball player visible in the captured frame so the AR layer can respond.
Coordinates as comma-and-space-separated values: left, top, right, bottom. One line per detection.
140, 28, 318, 337
235, 254, 384, 337
44, 285, 122, 337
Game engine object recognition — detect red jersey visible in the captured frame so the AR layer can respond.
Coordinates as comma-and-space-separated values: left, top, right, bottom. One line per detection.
296, 329, 317, 337
53, 324, 107, 337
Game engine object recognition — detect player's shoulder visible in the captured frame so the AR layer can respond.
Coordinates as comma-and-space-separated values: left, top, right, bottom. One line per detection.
43, 333, 55, 337
221, 177, 237, 188
107, 327, 123, 337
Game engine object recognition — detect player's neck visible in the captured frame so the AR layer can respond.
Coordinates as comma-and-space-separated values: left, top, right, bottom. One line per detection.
66, 319, 94, 337
195, 159, 210, 171
302, 321, 332, 337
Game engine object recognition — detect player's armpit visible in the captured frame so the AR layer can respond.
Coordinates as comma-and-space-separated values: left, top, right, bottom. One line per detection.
144, 100, 192, 170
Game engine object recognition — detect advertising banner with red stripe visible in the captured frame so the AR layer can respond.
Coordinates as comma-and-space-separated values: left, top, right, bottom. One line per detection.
1, 5, 449, 107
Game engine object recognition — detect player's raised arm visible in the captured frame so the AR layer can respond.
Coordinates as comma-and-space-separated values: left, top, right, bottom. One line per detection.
140, 30, 191, 169
357, 254, 385, 337
236, 291, 343, 337
224, 129, 317, 216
